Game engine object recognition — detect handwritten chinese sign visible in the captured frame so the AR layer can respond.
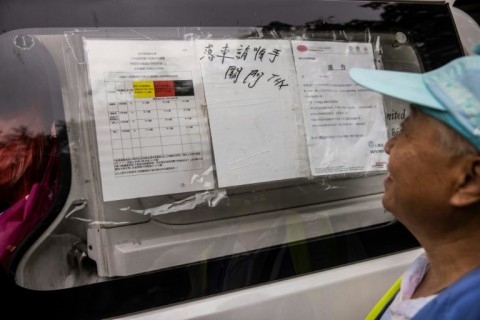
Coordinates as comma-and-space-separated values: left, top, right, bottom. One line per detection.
196, 39, 308, 188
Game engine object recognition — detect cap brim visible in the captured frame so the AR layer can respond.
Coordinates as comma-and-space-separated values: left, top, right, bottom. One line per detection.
349, 68, 446, 111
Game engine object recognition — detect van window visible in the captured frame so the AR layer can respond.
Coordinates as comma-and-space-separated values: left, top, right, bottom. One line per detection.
0, 1, 465, 318
8, 27, 411, 281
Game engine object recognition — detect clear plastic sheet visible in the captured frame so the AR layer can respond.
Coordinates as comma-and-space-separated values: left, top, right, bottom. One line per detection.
1, 26, 423, 289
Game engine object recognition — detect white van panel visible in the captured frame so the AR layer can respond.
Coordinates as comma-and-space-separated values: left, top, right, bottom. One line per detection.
90, 194, 391, 277
116, 248, 423, 320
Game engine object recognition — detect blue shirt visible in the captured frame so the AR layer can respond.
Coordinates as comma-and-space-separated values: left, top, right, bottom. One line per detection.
379, 253, 480, 319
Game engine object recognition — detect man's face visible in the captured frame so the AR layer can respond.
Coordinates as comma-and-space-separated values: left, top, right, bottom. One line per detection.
383, 109, 460, 229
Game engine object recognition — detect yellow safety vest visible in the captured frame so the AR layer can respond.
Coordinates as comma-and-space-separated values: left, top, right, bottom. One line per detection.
365, 277, 402, 320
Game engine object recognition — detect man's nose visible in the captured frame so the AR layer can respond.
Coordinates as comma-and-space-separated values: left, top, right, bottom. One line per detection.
384, 137, 395, 155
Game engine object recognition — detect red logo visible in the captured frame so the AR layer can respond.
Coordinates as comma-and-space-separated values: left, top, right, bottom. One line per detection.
297, 45, 308, 52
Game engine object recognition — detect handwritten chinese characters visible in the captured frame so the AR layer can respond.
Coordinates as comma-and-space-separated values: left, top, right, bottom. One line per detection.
197, 39, 307, 188
199, 41, 288, 90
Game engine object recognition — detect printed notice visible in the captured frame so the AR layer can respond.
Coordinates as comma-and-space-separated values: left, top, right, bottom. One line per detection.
196, 39, 309, 187
292, 41, 388, 175
84, 40, 214, 201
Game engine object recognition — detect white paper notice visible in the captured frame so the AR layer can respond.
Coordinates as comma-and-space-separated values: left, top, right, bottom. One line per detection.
196, 40, 308, 187
292, 41, 388, 175
84, 40, 214, 201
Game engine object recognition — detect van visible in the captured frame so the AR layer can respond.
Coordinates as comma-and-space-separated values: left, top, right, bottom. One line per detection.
1, 0, 478, 318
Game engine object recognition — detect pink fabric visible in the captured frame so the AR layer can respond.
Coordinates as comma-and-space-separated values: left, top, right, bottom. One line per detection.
0, 142, 57, 268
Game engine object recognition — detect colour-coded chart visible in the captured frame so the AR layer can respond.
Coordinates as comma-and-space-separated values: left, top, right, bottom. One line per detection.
132, 80, 194, 98
85, 39, 214, 201
104, 73, 204, 176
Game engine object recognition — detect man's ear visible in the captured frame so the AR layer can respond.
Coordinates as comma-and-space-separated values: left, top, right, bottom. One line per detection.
450, 159, 480, 207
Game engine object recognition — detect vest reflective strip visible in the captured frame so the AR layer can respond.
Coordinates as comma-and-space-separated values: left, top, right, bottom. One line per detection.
365, 277, 402, 320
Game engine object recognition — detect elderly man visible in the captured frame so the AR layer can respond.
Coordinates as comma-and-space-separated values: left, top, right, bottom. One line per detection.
350, 51, 480, 319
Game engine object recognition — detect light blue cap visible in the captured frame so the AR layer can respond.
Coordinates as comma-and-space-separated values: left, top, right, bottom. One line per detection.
349, 54, 480, 151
